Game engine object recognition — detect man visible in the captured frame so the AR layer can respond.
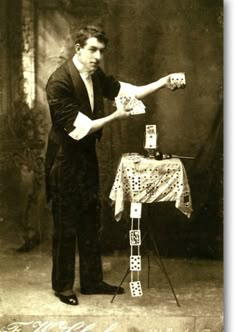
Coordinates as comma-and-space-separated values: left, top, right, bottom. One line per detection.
45, 25, 184, 306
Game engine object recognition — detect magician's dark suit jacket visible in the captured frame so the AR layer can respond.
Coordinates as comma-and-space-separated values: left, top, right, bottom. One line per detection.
45, 59, 120, 209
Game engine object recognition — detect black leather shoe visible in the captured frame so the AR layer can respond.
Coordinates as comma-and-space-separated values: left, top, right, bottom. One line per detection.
80, 281, 125, 295
55, 292, 78, 305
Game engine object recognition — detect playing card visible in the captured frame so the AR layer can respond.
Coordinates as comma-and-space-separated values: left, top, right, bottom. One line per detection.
145, 124, 157, 135
114, 95, 131, 110
130, 202, 142, 218
130, 255, 142, 271
169, 72, 186, 87
131, 175, 141, 192
145, 135, 157, 149
129, 281, 143, 297
144, 125, 157, 149
129, 230, 141, 245
128, 98, 146, 115
114, 95, 146, 115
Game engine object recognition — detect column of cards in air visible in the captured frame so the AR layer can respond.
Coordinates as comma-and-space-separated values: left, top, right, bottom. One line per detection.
129, 202, 143, 297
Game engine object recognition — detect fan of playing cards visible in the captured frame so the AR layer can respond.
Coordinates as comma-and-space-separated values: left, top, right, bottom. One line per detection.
114, 95, 146, 115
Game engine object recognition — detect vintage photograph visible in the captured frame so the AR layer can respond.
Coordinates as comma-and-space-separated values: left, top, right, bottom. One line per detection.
0, 0, 223, 331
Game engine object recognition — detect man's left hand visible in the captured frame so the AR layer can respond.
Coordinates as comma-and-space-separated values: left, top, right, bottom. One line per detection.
163, 73, 186, 90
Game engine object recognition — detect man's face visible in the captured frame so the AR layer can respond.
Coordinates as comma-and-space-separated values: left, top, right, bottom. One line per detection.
75, 37, 106, 74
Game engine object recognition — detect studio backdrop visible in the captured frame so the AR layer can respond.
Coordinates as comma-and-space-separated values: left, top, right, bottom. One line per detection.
0, 0, 223, 258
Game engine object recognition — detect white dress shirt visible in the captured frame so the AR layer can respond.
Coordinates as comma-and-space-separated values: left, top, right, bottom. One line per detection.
72, 55, 94, 111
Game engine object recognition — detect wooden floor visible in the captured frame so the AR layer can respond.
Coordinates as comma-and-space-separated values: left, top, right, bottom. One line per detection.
0, 236, 223, 332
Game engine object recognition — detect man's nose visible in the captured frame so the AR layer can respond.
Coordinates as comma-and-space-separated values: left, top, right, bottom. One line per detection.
94, 50, 102, 61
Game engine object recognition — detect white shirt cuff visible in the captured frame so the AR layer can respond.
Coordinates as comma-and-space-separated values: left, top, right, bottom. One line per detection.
68, 112, 93, 140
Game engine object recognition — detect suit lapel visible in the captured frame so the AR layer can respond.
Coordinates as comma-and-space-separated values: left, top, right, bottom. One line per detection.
92, 73, 103, 117
67, 59, 92, 115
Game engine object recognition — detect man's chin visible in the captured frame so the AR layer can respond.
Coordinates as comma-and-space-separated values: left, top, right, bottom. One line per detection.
90, 63, 99, 71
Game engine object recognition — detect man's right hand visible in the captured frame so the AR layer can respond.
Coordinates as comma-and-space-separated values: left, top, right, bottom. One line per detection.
113, 105, 132, 120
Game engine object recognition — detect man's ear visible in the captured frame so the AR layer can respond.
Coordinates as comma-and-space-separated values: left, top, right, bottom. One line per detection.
75, 43, 81, 52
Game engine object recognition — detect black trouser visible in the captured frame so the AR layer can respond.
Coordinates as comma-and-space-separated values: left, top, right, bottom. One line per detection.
51, 196, 103, 293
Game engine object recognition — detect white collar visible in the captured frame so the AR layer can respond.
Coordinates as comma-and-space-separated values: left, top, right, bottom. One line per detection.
72, 54, 91, 79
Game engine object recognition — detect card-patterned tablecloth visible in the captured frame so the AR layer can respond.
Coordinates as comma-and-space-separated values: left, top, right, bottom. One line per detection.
109, 153, 193, 221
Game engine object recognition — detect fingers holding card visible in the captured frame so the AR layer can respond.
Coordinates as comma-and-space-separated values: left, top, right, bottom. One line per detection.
169, 72, 186, 89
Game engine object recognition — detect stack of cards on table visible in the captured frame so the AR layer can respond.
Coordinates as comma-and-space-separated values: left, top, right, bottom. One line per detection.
144, 124, 157, 149
115, 95, 146, 115
170, 72, 186, 88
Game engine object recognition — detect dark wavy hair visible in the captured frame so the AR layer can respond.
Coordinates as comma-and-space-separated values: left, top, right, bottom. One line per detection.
74, 25, 109, 47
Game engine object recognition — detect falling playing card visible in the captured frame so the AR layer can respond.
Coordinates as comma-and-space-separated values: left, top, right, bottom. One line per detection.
130, 255, 142, 271
130, 281, 143, 297
129, 230, 141, 246
130, 202, 142, 218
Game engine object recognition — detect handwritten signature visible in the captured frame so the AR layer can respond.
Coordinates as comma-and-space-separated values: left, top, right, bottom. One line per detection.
0, 321, 119, 332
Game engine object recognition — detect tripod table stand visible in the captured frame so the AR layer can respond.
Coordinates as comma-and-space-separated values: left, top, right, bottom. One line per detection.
109, 153, 193, 305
